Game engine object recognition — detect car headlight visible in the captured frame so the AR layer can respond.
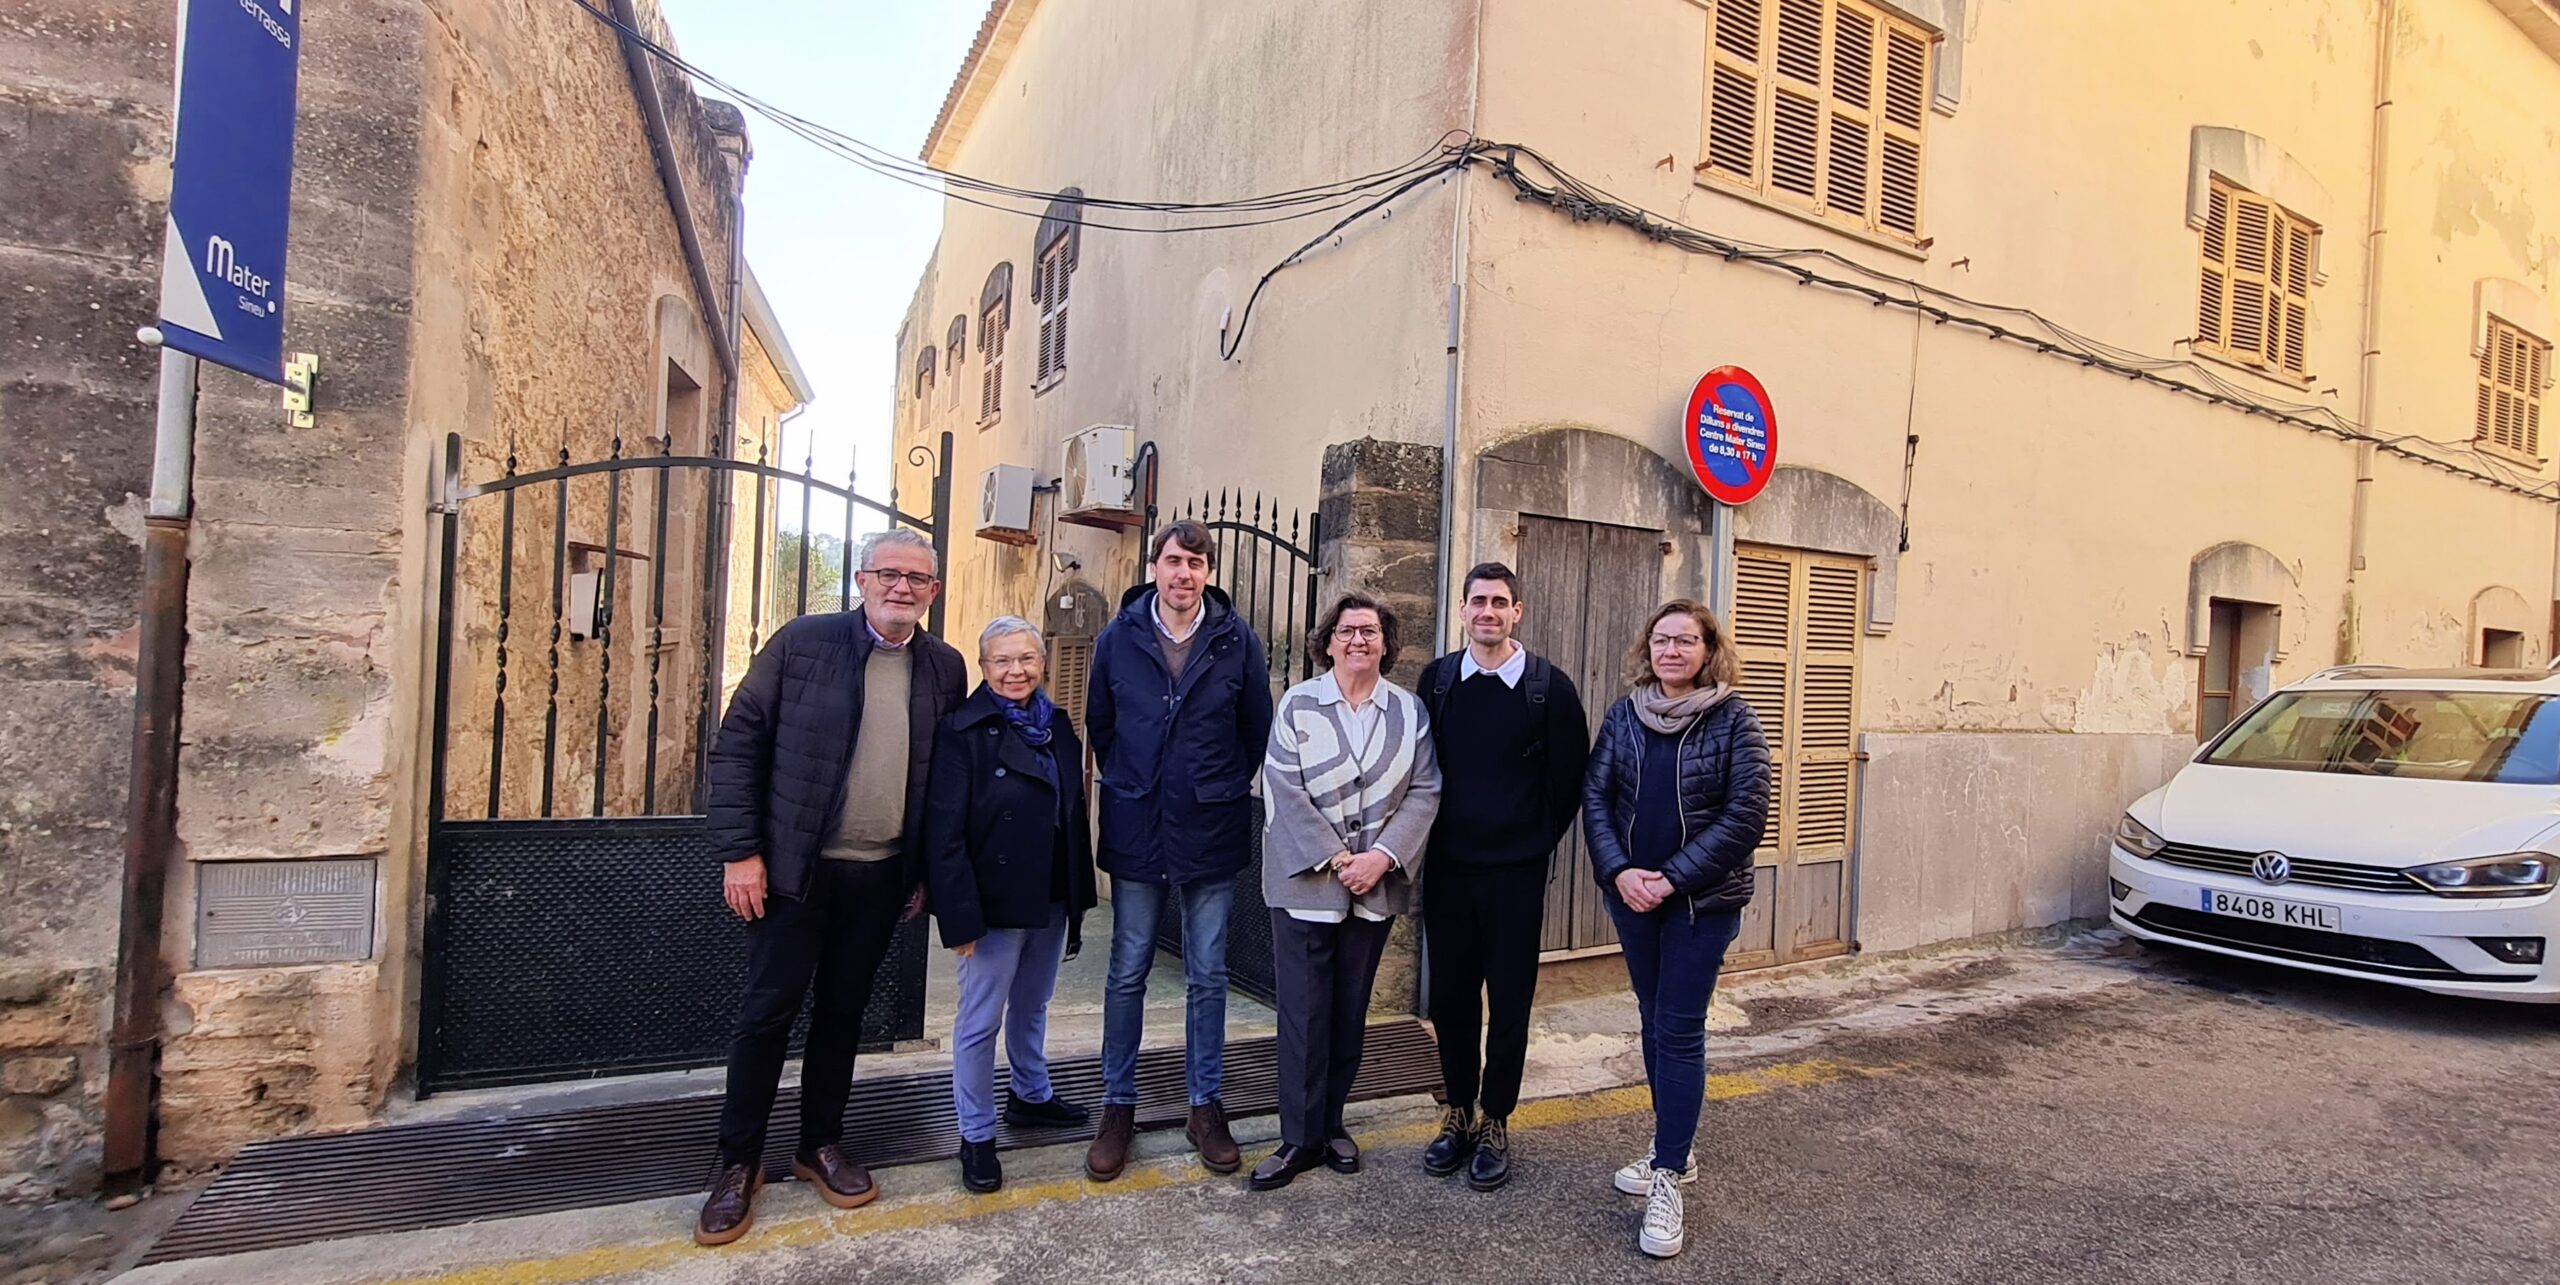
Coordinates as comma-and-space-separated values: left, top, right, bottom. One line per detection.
2116, 814, 2168, 858
2404, 854, 2556, 897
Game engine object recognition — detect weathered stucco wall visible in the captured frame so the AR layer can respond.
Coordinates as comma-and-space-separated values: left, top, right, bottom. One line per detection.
1456, 0, 2559, 950
893, 0, 1479, 665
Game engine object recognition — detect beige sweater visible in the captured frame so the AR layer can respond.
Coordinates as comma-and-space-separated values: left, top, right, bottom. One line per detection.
821, 647, 911, 862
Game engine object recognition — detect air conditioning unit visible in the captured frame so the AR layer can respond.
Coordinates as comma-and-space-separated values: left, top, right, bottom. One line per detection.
976, 463, 1038, 546
1059, 424, 1140, 530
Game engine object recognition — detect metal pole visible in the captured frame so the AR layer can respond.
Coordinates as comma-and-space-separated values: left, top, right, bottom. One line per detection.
929, 431, 953, 639
105, 348, 199, 1191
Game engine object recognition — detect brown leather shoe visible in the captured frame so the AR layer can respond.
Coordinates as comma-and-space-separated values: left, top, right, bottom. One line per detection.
790, 1143, 879, 1210
1187, 1099, 1241, 1175
1085, 1103, 1137, 1182
694, 1162, 762, 1247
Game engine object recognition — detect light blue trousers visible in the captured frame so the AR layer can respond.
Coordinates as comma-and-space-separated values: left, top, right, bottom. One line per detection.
950, 903, 1070, 1143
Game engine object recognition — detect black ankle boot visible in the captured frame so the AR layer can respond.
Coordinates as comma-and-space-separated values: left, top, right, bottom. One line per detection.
959, 1138, 1003, 1193
1422, 1104, 1477, 1177
1466, 1115, 1511, 1191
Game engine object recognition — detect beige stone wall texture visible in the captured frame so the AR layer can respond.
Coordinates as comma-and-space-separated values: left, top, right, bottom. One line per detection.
898, 0, 2560, 963
4, 0, 224, 1199
418, 0, 746, 831
5, 0, 760, 1188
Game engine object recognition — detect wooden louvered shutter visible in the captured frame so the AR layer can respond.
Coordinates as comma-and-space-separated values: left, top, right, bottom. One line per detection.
2200, 179, 2317, 380
1050, 247, 1071, 381
2276, 220, 2311, 375
2228, 191, 2273, 366
1823, 3, 1877, 223
1731, 545, 1863, 968
1703, 0, 1928, 241
1704, 0, 1762, 182
1769, 0, 1824, 202
1048, 636, 1093, 734
2479, 318, 2550, 458
1878, 25, 1926, 237
1731, 551, 1795, 862
979, 303, 1004, 421
2197, 184, 2229, 350
1794, 558, 1862, 856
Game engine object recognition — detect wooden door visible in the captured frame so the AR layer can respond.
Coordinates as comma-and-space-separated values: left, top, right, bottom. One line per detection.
1513, 515, 1663, 954
1729, 545, 1863, 971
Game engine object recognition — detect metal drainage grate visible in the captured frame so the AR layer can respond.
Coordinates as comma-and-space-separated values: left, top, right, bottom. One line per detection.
143, 1020, 1442, 1265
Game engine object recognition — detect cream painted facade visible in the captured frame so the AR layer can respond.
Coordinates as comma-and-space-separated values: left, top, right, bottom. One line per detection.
896, 0, 2559, 963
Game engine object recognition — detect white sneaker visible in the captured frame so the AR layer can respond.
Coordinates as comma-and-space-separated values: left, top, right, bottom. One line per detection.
1639, 1168, 1686, 1258
1613, 1149, 1698, 1195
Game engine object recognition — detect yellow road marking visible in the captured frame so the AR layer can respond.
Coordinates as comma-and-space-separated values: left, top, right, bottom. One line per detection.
394, 1057, 1890, 1285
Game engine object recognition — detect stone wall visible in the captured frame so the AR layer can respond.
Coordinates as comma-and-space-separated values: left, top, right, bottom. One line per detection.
151, 0, 432, 1178
1, 0, 191, 1201
1315, 437, 1444, 1015
3, 0, 759, 1193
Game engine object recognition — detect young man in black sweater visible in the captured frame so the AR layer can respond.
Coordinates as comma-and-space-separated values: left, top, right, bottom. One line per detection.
1413, 562, 1590, 1190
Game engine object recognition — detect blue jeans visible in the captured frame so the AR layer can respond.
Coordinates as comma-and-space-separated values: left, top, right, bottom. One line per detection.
950, 904, 1070, 1144
1101, 876, 1235, 1106
1606, 896, 1745, 1174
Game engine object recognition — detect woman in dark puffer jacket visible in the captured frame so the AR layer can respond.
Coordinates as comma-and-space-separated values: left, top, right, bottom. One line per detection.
1581, 598, 1771, 1261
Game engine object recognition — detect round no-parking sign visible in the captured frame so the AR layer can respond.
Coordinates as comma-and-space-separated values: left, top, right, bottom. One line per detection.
1683, 366, 1778, 505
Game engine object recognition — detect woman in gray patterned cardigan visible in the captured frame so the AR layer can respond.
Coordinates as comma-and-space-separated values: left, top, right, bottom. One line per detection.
1249, 592, 1442, 1191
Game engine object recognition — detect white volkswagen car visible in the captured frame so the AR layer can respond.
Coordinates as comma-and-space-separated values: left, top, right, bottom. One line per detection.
2110, 665, 2560, 1002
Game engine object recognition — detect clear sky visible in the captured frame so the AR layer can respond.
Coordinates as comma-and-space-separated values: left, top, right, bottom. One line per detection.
656, 0, 987, 537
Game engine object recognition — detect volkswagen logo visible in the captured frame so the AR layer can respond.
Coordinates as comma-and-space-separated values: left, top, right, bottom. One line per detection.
2251, 852, 2293, 885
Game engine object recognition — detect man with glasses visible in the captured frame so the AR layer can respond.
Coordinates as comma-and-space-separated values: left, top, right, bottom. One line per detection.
1082, 520, 1272, 1181
695, 528, 968, 1247
1412, 562, 1588, 1190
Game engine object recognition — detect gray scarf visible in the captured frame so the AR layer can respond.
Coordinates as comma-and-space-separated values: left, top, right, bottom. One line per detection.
1633, 682, 1733, 735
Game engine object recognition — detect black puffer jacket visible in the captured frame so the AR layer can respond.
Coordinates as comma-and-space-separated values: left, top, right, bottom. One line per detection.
1581, 693, 1771, 912
706, 609, 969, 900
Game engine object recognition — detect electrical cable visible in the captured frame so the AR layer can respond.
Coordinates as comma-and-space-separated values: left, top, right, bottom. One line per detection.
559, 0, 2546, 502
1476, 143, 2556, 501
562, 0, 1471, 235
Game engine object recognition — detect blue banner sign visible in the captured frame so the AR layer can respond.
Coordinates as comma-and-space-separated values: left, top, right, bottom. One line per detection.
155, 0, 303, 385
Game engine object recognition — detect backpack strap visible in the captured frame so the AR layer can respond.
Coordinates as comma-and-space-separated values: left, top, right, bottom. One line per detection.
1523, 652, 1551, 708
1422, 653, 1457, 724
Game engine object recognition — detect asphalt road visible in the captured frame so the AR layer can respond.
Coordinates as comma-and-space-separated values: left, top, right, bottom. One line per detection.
700, 945, 2560, 1285
84, 940, 2560, 1285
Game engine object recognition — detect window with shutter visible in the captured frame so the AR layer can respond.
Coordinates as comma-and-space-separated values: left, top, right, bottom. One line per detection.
914, 346, 936, 401
2195, 177, 2317, 383
1700, 0, 1934, 245
979, 299, 1007, 424
946, 315, 966, 372
1034, 237, 1072, 389
2476, 315, 2549, 461
1047, 636, 1094, 734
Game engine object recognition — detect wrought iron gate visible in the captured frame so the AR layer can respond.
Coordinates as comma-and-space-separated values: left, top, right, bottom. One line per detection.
1146, 490, 1323, 1005
418, 429, 953, 1093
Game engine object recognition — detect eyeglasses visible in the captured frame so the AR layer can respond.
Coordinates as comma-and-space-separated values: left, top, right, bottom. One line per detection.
1649, 633, 1706, 651
861, 569, 939, 590
1331, 625, 1383, 642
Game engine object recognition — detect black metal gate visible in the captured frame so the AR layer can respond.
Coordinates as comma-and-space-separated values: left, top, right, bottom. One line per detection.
418, 429, 953, 1093
1146, 490, 1322, 1006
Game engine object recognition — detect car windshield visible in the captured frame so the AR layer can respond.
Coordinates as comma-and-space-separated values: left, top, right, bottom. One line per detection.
2205, 689, 2560, 784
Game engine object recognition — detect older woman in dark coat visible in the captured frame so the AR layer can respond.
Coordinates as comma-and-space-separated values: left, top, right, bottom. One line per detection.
924, 616, 1098, 1194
